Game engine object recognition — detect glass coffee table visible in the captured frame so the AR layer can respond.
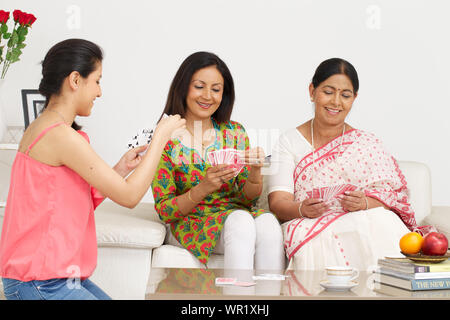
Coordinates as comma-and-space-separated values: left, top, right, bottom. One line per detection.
145, 268, 450, 300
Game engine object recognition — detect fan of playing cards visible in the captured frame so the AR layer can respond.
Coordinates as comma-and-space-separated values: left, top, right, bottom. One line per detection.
127, 114, 169, 156
306, 184, 357, 203
128, 128, 154, 150
207, 149, 246, 177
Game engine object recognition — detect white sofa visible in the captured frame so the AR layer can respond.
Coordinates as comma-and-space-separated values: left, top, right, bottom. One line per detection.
1, 159, 449, 300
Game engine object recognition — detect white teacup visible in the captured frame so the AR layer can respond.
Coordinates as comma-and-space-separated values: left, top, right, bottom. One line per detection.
325, 266, 359, 285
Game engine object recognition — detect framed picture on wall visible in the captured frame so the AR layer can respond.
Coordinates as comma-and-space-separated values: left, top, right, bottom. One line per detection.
21, 89, 46, 129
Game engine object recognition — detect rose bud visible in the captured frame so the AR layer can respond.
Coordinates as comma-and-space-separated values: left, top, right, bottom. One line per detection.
13, 9, 22, 22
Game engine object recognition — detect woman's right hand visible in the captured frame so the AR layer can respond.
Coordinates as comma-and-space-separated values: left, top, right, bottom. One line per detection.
198, 164, 237, 194
153, 114, 186, 141
300, 198, 329, 219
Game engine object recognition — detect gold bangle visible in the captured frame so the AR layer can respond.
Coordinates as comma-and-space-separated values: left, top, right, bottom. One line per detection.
298, 201, 304, 218
187, 190, 198, 204
365, 197, 369, 210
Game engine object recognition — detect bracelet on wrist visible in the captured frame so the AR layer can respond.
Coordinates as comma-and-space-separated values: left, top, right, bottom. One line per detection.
364, 196, 369, 210
187, 189, 199, 204
298, 201, 304, 218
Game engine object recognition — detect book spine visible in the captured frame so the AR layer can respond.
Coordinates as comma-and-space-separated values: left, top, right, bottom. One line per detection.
414, 266, 429, 273
378, 262, 419, 273
411, 278, 450, 290
378, 261, 450, 273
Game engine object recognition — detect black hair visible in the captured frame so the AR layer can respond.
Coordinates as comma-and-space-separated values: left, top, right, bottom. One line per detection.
160, 51, 235, 123
38, 38, 103, 130
312, 58, 359, 93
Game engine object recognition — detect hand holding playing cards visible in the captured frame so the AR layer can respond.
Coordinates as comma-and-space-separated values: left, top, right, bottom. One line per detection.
244, 147, 266, 168
153, 114, 186, 141
114, 145, 148, 177
339, 191, 367, 212
300, 198, 329, 218
199, 164, 237, 194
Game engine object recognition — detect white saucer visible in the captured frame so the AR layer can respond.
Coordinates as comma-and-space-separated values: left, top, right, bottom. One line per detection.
319, 280, 358, 291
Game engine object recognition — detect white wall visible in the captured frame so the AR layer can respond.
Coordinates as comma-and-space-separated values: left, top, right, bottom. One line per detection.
1, 0, 449, 205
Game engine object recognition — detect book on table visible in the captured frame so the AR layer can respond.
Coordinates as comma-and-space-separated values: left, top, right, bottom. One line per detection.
374, 257, 450, 291
373, 282, 450, 298
376, 266, 450, 280
373, 271, 450, 291
377, 257, 450, 274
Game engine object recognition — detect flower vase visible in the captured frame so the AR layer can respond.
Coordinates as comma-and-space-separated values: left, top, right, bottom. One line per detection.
0, 79, 7, 143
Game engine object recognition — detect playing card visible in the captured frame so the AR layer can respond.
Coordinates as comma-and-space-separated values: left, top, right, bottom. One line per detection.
252, 274, 288, 281
127, 128, 154, 156
215, 277, 237, 285
307, 184, 357, 202
127, 114, 170, 156
233, 281, 256, 287
206, 148, 245, 177
312, 188, 321, 199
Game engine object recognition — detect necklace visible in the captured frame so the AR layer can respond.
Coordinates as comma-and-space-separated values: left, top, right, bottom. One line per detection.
310, 118, 345, 188
185, 120, 214, 149
46, 109, 66, 124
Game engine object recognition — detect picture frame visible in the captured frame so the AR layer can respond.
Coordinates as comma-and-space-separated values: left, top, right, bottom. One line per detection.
21, 89, 46, 129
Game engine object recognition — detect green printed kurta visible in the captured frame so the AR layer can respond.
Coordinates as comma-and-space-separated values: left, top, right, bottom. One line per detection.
151, 119, 264, 266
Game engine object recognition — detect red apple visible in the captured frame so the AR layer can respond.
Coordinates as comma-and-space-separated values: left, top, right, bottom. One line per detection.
421, 232, 448, 256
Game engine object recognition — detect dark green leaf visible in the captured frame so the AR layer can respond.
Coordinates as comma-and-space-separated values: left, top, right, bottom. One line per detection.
10, 49, 21, 63
3, 32, 11, 39
16, 43, 26, 49
18, 26, 28, 37
12, 48, 22, 56
5, 51, 11, 60
7, 31, 18, 47
18, 35, 26, 43
0, 24, 7, 34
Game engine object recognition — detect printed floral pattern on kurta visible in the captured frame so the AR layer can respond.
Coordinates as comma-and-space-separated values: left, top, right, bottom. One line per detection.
151, 119, 264, 266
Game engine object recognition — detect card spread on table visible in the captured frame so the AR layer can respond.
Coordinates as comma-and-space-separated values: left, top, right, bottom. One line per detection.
207, 148, 246, 177
306, 184, 357, 202
215, 278, 255, 287
252, 274, 288, 281
215, 277, 237, 285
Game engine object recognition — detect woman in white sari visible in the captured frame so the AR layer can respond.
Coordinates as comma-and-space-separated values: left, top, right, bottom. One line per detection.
268, 58, 431, 271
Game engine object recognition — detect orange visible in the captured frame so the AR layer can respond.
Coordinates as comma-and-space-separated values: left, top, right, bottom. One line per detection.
399, 232, 424, 254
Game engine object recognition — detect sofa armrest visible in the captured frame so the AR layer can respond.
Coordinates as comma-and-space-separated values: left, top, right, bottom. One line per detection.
422, 206, 450, 240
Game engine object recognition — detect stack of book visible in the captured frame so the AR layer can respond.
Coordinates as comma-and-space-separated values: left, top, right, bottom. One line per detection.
373, 257, 450, 297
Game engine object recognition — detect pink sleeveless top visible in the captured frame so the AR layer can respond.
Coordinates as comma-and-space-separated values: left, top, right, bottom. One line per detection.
0, 122, 104, 281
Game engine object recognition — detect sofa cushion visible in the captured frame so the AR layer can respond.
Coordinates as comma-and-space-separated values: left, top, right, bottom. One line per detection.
397, 161, 431, 225
423, 206, 450, 240
95, 201, 165, 249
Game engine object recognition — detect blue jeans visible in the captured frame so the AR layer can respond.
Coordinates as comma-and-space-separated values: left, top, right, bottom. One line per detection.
2, 277, 112, 300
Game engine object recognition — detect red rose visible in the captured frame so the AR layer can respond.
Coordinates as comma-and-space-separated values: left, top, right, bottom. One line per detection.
18, 13, 30, 26
14, 10, 37, 26
27, 13, 37, 26
13, 9, 22, 22
0, 10, 10, 24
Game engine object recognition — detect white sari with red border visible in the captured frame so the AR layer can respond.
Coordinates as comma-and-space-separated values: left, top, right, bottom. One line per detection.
269, 128, 429, 271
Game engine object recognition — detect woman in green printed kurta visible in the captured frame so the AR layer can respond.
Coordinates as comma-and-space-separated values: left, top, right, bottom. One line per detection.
151, 52, 285, 269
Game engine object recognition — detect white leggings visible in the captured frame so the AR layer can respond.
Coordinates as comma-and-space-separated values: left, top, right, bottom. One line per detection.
167, 210, 285, 271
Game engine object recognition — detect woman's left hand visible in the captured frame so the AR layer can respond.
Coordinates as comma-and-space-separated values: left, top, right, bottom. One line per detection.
244, 147, 265, 168
339, 191, 368, 212
114, 145, 148, 178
